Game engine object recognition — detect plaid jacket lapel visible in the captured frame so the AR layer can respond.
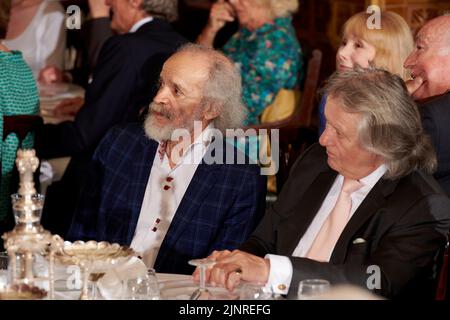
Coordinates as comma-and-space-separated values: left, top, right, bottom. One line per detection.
125, 138, 159, 244
155, 160, 220, 268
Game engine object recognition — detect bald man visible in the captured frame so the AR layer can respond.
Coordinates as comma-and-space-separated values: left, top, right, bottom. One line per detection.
404, 15, 450, 196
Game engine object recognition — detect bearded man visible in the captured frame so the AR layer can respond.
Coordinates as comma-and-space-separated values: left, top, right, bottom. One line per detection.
67, 44, 266, 275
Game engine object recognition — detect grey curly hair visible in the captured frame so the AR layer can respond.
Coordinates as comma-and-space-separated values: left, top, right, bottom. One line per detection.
141, 0, 178, 22
324, 68, 437, 179
175, 43, 247, 133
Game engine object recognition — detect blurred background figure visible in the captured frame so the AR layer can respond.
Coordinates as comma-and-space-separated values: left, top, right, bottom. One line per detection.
45, 0, 114, 115
404, 15, 450, 197
197, 0, 303, 125
0, 1, 39, 236
83, 0, 113, 75
3, 0, 66, 81
318, 11, 413, 134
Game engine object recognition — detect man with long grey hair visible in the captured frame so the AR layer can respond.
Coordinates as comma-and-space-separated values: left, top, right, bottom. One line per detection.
39, 0, 187, 238
198, 68, 450, 299
68, 44, 266, 275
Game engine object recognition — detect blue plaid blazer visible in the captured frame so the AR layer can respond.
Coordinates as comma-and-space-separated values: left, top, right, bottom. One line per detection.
67, 123, 266, 274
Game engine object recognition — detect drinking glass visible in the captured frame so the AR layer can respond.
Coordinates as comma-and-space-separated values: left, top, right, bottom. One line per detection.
0, 252, 9, 290
297, 279, 330, 300
239, 282, 274, 300
88, 272, 105, 300
188, 258, 215, 300
126, 268, 160, 300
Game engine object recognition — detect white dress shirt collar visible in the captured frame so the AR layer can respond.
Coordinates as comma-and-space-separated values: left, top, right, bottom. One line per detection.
158, 123, 214, 170
130, 124, 214, 267
267, 163, 388, 295
357, 163, 387, 191
129, 16, 154, 33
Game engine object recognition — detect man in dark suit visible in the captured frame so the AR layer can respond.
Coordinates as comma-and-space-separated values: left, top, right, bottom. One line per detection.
38, 0, 187, 236
200, 69, 450, 299
404, 15, 450, 197
67, 44, 266, 275
419, 93, 450, 197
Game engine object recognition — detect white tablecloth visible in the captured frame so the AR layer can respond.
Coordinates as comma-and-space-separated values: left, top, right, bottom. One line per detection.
52, 271, 192, 300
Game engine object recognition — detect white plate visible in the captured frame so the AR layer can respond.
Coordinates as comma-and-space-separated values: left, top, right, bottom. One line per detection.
39, 83, 84, 98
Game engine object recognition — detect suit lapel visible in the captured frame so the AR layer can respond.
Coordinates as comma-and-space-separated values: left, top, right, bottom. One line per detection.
125, 138, 158, 244
330, 177, 399, 263
155, 161, 219, 267
281, 170, 338, 256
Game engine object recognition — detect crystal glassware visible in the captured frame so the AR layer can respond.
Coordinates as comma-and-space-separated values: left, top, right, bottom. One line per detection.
53, 239, 135, 300
125, 268, 160, 300
297, 279, 330, 300
188, 258, 215, 300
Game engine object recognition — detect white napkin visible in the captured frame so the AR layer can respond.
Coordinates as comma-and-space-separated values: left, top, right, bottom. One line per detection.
97, 257, 147, 300
39, 160, 55, 196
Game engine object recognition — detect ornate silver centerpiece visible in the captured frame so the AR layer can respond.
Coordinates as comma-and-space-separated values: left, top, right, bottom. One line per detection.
1, 149, 56, 299
1, 149, 136, 300
52, 238, 136, 300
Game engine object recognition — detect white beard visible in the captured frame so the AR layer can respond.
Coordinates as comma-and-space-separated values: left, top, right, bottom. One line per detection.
144, 101, 206, 142
144, 114, 175, 142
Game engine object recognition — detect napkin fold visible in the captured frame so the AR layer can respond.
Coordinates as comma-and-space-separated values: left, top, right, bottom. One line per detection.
97, 257, 147, 300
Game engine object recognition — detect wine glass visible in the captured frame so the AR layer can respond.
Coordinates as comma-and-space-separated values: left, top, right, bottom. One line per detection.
297, 279, 330, 300
87, 272, 105, 300
126, 268, 160, 300
0, 252, 9, 290
188, 258, 215, 300
239, 282, 274, 300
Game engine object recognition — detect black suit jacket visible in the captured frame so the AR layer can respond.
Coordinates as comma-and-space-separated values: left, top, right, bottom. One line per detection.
241, 144, 450, 299
420, 92, 450, 197
38, 19, 187, 236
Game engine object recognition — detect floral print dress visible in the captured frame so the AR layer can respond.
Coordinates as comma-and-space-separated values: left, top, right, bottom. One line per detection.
223, 16, 303, 125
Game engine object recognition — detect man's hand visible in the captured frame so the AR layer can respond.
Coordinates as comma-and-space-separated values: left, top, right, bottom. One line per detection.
89, 0, 111, 19
53, 97, 84, 117
192, 250, 270, 292
38, 66, 64, 84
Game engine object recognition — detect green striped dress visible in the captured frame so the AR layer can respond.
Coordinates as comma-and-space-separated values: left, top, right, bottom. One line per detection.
0, 50, 39, 221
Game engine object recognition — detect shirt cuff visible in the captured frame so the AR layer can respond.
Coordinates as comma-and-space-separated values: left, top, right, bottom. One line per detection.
265, 254, 293, 295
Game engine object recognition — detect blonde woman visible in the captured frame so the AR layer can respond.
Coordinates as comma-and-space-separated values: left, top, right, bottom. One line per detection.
319, 11, 413, 133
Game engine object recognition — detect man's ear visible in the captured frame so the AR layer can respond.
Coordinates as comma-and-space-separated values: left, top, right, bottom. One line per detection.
203, 101, 222, 121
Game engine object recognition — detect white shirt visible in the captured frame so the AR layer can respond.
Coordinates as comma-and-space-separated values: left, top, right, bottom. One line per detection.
266, 164, 387, 295
129, 17, 154, 33
4, 1, 66, 78
130, 125, 213, 268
